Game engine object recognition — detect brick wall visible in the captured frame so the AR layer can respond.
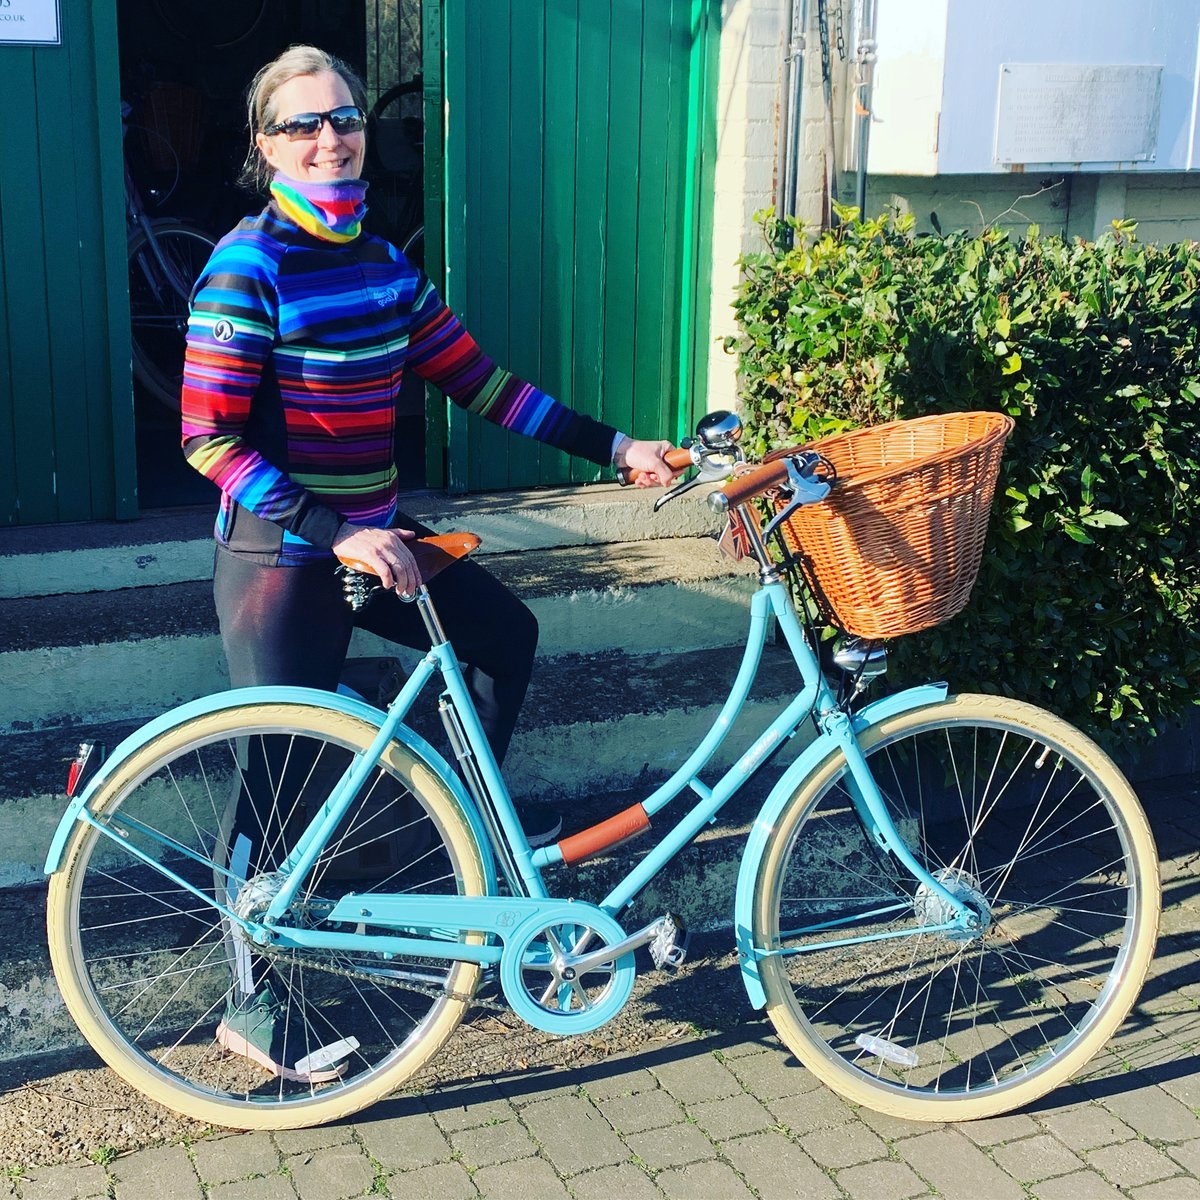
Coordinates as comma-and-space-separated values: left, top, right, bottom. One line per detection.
1121, 174, 1200, 243
706, 0, 847, 411
706, 0, 785, 410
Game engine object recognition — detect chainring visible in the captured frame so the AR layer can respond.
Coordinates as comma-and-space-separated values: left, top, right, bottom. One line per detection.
498, 905, 636, 1034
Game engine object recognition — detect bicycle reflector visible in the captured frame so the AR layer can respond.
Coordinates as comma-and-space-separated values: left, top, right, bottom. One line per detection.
66, 742, 106, 798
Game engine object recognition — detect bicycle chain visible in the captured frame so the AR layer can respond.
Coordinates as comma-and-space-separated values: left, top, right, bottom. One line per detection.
817, 0, 848, 69
253, 936, 511, 1010
817, 0, 831, 77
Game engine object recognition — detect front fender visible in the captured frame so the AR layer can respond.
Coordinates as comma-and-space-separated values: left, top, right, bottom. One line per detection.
734, 683, 948, 1009
43, 686, 497, 889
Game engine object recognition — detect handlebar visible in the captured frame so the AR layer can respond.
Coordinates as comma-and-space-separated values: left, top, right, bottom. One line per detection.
708, 458, 793, 511
616, 416, 834, 533
616, 446, 696, 487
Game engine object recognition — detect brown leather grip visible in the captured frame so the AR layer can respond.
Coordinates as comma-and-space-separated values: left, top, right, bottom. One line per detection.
336, 531, 481, 585
616, 446, 694, 487
716, 459, 791, 509
557, 803, 652, 866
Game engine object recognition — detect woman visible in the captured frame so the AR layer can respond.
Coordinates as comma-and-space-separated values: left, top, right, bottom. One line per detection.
181, 45, 677, 1081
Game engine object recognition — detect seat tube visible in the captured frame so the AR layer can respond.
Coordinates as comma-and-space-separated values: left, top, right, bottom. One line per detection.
416, 587, 548, 898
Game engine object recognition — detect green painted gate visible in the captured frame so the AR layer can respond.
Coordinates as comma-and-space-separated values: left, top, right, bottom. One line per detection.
0, 0, 134, 526
0, 0, 717, 522
426, 0, 718, 492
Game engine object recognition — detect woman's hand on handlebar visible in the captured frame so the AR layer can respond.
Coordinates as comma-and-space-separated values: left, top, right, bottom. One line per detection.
615, 437, 687, 488
333, 524, 421, 596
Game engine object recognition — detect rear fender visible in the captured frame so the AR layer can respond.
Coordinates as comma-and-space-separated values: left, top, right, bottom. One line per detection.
43, 686, 497, 888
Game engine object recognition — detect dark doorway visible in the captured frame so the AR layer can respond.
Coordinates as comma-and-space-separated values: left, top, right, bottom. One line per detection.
117, 0, 426, 510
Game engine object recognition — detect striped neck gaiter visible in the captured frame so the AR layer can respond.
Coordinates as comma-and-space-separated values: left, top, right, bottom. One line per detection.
270, 173, 369, 243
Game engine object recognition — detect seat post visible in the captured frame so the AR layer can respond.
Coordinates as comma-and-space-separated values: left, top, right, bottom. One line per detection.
413, 586, 449, 646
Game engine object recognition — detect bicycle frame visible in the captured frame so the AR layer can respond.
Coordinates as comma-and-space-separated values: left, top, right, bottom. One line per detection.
46, 549, 976, 1023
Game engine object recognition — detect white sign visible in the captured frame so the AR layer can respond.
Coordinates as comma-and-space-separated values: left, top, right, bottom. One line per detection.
0, 0, 61, 45
994, 64, 1162, 165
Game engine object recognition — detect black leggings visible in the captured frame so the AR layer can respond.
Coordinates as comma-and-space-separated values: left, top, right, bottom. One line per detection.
213, 523, 538, 765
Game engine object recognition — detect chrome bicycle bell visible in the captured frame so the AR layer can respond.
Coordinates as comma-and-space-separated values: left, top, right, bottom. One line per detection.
695, 410, 743, 451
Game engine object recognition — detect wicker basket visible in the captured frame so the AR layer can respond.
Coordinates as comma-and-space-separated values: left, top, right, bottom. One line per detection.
773, 411, 1014, 640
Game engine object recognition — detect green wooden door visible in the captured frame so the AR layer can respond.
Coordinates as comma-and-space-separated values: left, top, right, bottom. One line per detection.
0, 0, 134, 525
429, 0, 717, 492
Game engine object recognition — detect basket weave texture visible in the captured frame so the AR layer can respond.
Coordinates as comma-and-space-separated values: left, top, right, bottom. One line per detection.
774, 411, 1014, 640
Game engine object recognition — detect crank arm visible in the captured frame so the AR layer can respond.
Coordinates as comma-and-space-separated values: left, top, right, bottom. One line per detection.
565, 913, 680, 974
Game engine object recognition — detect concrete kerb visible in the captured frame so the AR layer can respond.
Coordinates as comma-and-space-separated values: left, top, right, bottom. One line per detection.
0, 483, 720, 601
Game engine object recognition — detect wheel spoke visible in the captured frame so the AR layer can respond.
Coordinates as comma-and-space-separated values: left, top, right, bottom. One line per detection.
50, 705, 486, 1127
757, 695, 1158, 1119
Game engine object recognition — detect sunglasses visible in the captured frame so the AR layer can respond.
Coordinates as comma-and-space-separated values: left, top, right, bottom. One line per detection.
264, 105, 366, 141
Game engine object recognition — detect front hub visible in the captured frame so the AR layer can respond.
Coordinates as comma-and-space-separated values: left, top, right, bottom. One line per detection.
914, 866, 993, 942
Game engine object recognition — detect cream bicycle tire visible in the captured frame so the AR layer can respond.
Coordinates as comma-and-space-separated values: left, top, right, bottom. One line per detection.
48, 701, 487, 1130
753, 693, 1160, 1122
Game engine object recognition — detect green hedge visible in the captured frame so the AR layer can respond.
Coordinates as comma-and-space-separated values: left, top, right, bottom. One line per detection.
725, 208, 1200, 745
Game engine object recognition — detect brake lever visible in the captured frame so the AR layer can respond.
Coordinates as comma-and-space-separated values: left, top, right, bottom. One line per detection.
761, 453, 833, 542
652, 448, 744, 512
653, 473, 704, 512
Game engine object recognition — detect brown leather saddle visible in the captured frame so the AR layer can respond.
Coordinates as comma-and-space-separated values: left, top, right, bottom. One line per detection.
335, 531, 481, 584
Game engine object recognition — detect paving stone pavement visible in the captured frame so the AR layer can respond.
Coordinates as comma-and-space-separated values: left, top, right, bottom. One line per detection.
6, 774, 1200, 1199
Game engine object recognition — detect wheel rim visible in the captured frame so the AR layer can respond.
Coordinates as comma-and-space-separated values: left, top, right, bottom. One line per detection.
59, 718, 480, 1113
129, 225, 216, 410
764, 709, 1150, 1104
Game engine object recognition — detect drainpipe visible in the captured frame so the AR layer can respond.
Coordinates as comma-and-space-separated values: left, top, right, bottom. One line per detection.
854, 0, 878, 216
775, 0, 809, 241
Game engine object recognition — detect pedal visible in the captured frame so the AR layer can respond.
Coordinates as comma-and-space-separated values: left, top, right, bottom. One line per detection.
294, 1036, 360, 1077
650, 912, 689, 971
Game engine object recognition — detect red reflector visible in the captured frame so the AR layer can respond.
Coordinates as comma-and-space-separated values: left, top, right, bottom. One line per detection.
66, 743, 102, 798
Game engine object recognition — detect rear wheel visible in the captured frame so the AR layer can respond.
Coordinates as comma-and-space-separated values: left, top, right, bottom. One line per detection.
128, 220, 215, 411
754, 694, 1159, 1121
48, 701, 487, 1130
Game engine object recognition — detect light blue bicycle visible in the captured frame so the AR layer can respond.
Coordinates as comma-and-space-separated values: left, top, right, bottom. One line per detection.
45, 411, 1159, 1129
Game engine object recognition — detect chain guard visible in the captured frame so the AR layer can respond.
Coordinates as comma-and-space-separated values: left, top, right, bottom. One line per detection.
246, 894, 638, 1028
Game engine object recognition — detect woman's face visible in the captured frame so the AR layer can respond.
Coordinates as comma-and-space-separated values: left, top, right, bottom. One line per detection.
256, 70, 366, 183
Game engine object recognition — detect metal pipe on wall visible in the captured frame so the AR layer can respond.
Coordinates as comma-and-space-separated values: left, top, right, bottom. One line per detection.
775, 0, 809, 237
854, 0, 878, 215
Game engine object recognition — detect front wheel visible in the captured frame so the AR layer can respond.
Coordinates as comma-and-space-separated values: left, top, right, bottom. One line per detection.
754, 693, 1160, 1121
47, 701, 488, 1130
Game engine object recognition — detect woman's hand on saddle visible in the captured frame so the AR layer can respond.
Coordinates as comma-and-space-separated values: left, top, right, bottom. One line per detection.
615, 438, 683, 488
333, 524, 421, 596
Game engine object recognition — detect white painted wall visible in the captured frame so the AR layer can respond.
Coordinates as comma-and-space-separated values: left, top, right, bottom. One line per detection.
704, 0, 1200, 414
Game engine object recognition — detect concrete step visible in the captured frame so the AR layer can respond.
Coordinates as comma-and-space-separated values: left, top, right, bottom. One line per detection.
0, 642, 806, 889
0, 483, 719, 600
0, 535, 756, 736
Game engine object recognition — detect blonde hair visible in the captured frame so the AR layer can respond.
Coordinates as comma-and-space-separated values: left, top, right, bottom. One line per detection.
239, 44, 368, 193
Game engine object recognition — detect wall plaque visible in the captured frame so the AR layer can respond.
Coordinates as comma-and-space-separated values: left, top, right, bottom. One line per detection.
0, 0, 61, 45
995, 63, 1162, 164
